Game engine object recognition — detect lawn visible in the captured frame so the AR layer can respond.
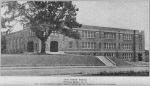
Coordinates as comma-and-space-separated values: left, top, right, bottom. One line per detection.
1, 54, 106, 67
107, 57, 133, 66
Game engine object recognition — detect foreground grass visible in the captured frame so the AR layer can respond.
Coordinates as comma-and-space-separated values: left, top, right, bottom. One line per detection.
1, 54, 105, 67
85, 70, 149, 76
108, 57, 133, 66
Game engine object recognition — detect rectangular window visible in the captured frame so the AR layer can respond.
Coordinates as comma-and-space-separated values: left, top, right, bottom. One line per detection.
35, 43, 38, 51
82, 31, 84, 37
69, 41, 73, 48
94, 42, 96, 49
91, 42, 94, 49
88, 42, 90, 49
76, 41, 79, 48
88, 31, 90, 38
99, 42, 101, 49
85, 31, 87, 37
94, 32, 96, 37
139, 44, 142, 50
82, 42, 84, 48
85, 42, 87, 49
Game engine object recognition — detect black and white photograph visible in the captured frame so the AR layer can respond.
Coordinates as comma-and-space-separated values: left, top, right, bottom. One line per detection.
1, 0, 149, 78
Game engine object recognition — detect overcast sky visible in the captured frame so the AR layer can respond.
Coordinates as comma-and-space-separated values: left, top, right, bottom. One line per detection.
73, 1, 149, 50
1, 1, 149, 50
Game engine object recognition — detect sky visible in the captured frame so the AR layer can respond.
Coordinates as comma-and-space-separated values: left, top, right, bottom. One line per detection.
73, 1, 149, 50
1, 1, 149, 50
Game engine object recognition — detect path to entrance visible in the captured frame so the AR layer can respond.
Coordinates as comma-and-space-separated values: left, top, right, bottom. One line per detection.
46, 51, 66, 54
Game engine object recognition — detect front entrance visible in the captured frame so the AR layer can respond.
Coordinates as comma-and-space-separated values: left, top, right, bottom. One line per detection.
50, 41, 58, 52
138, 53, 142, 61
27, 41, 34, 52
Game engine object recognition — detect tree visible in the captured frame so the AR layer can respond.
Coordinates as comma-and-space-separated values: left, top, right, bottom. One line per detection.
2, 1, 82, 53
1, 16, 15, 53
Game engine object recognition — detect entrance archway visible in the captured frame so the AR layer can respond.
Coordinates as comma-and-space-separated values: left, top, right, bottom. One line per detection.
50, 41, 58, 52
27, 41, 34, 52
138, 53, 142, 61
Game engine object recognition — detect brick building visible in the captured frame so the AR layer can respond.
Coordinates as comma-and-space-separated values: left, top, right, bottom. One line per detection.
6, 25, 145, 62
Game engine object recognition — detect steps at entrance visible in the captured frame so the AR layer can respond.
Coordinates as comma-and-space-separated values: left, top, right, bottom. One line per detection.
96, 56, 116, 67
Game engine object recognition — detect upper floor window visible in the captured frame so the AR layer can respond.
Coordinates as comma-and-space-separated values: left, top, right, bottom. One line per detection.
123, 34, 132, 40
82, 42, 96, 49
99, 42, 101, 49
76, 41, 79, 48
104, 43, 116, 50
139, 44, 142, 50
122, 44, 132, 50
104, 32, 116, 39
82, 30, 96, 38
139, 35, 142, 41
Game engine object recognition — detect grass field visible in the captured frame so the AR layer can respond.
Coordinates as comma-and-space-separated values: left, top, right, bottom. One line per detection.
108, 57, 133, 66
1, 54, 106, 67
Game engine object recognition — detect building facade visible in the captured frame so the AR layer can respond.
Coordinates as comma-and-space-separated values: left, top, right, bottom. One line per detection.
6, 25, 145, 62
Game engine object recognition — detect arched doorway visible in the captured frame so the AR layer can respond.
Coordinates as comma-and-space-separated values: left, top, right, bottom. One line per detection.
50, 41, 58, 52
27, 41, 34, 52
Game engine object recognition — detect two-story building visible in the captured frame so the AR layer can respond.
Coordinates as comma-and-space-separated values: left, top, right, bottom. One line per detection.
5, 25, 145, 62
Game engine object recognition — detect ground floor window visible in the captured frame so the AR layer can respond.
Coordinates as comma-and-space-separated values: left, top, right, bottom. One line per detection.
104, 53, 114, 57
123, 53, 132, 61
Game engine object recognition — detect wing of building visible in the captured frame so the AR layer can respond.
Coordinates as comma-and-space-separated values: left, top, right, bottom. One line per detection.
5, 25, 145, 62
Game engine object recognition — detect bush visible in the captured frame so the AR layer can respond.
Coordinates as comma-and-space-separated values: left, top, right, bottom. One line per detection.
86, 70, 149, 76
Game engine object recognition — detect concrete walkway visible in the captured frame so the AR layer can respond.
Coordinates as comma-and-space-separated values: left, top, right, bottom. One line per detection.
46, 51, 66, 54
96, 56, 115, 67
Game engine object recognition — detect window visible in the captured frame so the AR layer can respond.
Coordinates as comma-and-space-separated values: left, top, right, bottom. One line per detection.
104, 43, 116, 50
35, 43, 38, 51
123, 53, 132, 61
82, 31, 96, 38
88, 42, 90, 49
10, 40, 12, 49
123, 44, 132, 50
24, 44, 26, 50
76, 41, 79, 48
82, 42, 84, 48
104, 32, 116, 39
123, 34, 132, 40
69, 41, 73, 48
94, 42, 96, 49
82, 42, 96, 49
99, 42, 101, 49
104, 53, 114, 57
139, 44, 142, 50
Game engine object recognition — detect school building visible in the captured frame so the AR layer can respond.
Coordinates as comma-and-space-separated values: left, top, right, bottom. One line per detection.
5, 25, 145, 62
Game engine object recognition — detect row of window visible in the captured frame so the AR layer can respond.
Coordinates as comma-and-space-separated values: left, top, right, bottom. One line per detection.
104, 32, 116, 39
123, 53, 132, 60
81, 31, 143, 42
82, 31, 96, 38
123, 34, 132, 40
82, 42, 96, 49
104, 43, 116, 50
122, 44, 132, 50
69, 42, 143, 50
104, 53, 114, 57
